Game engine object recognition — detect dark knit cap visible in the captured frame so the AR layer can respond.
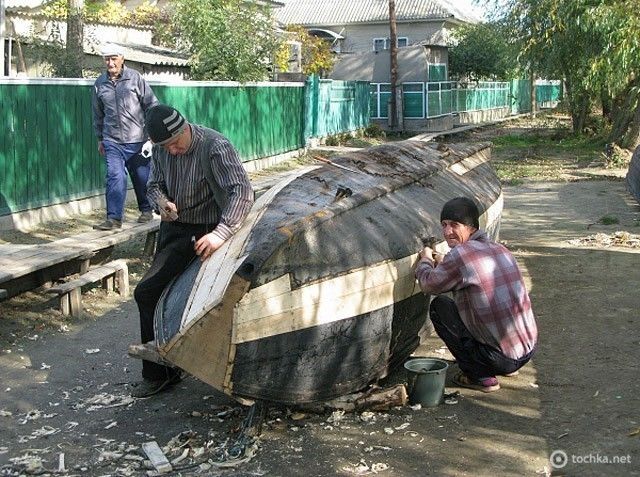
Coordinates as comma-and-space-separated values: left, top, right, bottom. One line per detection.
440, 197, 480, 228
145, 104, 187, 145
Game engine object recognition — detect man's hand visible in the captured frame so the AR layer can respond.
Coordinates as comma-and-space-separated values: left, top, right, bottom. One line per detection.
194, 233, 226, 261
141, 140, 153, 159
419, 246, 435, 262
158, 200, 178, 222
419, 247, 445, 265
97, 141, 105, 156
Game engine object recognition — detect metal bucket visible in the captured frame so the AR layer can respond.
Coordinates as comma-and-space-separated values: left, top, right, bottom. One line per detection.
404, 358, 449, 407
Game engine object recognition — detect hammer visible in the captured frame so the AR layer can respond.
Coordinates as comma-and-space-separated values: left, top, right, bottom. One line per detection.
421, 236, 437, 249
421, 236, 438, 261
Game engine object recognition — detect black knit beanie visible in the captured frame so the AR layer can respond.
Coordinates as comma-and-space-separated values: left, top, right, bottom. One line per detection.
440, 197, 480, 228
145, 104, 187, 145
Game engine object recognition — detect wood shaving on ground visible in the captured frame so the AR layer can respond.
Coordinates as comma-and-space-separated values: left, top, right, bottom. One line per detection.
567, 231, 640, 248
73, 393, 136, 411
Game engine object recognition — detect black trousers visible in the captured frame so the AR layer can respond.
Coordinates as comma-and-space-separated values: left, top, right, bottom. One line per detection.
134, 221, 213, 381
429, 295, 535, 380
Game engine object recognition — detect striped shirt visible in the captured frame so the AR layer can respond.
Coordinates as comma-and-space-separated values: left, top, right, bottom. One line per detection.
415, 230, 538, 360
147, 124, 254, 241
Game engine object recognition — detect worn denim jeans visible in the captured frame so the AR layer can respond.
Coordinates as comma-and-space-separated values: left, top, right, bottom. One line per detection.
429, 295, 535, 380
103, 140, 151, 221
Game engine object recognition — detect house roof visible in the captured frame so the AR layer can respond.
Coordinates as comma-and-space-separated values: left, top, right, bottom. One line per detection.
275, 0, 481, 26
93, 41, 189, 67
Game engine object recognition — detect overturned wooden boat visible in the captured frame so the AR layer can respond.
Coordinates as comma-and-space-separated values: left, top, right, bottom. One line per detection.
149, 140, 503, 405
626, 146, 640, 204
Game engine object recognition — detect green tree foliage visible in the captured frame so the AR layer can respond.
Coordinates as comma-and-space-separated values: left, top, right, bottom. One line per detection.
172, 0, 280, 81
495, 0, 640, 141
41, 0, 161, 25
448, 22, 517, 81
275, 26, 335, 76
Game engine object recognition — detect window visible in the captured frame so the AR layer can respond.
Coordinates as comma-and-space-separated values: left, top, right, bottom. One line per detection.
373, 38, 386, 52
428, 64, 448, 82
372, 37, 409, 51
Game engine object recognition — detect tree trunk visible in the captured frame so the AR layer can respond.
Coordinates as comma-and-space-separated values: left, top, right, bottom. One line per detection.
65, 0, 84, 77
564, 76, 589, 133
388, 0, 398, 130
601, 87, 612, 121
609, 79, 640, 149
530, 70, 536, 118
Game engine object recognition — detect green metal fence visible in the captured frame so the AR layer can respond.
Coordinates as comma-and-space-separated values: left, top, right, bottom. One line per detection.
536, 80, 563, 106
0, 76, 369, 217
455, 82, 511, 112
304, 76, 371, 139
371, 80, 529, 119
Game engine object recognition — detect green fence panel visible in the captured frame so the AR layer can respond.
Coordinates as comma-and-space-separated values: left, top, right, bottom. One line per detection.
0, 81, 103, 217
153, 83, 305, 161
2, 77, 368, 218
402, 83, 424, 118
510, 79, 532, 114
306, 78, 370, 139
536, 82, 563, 103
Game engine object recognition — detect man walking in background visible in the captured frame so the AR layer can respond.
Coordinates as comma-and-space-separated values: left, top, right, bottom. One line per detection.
92, 43, 158, 230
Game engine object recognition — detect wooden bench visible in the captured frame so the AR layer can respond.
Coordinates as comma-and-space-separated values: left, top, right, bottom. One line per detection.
46, 259, 130, 316
0, 219, 158, 300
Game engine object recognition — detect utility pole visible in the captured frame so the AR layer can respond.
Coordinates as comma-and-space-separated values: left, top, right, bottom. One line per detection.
66, 0, 84, 77
1, 0, 6, 76
388, 0, 398, 129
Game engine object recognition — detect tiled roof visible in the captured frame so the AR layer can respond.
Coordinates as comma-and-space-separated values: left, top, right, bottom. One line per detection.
275, 0, 481, 26
93, 42, 189, 67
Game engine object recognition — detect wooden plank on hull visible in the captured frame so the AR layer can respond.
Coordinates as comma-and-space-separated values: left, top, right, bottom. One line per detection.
233, 270, 419, 344
161, 275, 250, 391
236, 255, 417, 315
180, 167, 318, 331
232, 205, 501, 344
448, 148, 491, 175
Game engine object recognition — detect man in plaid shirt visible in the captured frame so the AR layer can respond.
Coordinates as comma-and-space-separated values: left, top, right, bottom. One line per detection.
415, 197, 538, 393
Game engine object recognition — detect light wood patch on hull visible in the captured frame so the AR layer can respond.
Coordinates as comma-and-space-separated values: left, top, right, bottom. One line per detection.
231, 199, 502, 344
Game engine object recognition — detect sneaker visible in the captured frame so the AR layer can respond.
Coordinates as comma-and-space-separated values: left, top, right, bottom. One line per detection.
503, 370, 520, 377
131, 373, 182, 398
137, 211, 153, 223
453, 372, 500, 393
93, 219, 122, 230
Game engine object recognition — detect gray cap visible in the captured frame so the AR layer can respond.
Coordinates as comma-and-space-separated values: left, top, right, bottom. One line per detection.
101, 43, 125, 57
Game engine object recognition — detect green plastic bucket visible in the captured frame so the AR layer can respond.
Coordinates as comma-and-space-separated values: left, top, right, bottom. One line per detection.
404, 358, 449, 407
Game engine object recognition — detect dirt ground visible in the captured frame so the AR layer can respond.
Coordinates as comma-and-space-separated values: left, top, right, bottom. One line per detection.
1, 117, 639, 476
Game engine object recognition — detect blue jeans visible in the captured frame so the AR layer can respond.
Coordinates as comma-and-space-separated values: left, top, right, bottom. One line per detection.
429, 296, 535, 380
103, 141, 151, 221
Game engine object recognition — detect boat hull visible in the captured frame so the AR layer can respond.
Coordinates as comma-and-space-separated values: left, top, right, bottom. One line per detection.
153, 140, 503, 404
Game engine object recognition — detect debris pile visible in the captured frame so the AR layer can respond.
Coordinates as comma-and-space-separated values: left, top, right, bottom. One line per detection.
567, 231, 640, 248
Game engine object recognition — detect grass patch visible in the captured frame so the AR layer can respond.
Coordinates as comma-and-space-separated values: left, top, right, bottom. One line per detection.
599, 215, 620, 225
492, 126, 607, 183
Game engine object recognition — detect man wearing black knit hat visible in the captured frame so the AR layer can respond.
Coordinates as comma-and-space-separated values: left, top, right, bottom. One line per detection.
415, 197, 538, 393
130, 104, 254, 398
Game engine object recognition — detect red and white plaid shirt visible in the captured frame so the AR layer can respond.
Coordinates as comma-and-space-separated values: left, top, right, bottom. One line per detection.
416, 230, 537, 360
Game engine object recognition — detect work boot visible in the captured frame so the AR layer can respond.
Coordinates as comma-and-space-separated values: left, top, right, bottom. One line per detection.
137, 211, 154, 223
131, 373, 183, 398
92, 219, 122, 230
